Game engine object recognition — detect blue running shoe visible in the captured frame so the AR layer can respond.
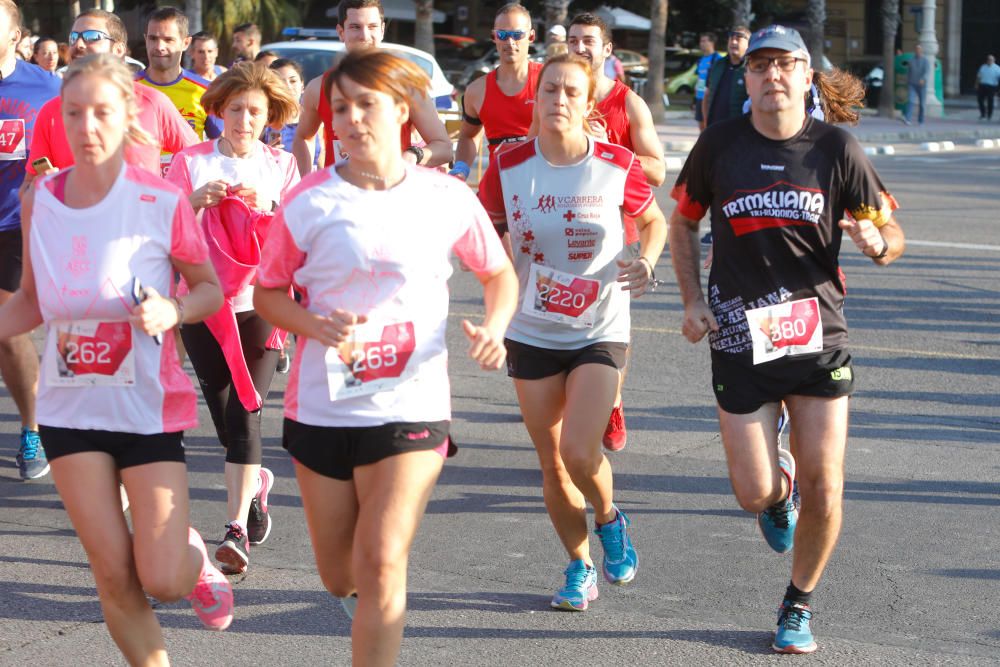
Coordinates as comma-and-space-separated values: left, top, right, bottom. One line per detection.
757, 449, 797, 553
16, 428, 49, 481
773, 600, 818, 654
594, 507, 637, 585
551, 560, 598, 611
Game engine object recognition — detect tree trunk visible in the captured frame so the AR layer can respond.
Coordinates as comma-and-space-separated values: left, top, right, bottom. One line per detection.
186, 0, 203, 36
645, 0, 667, 123
806, 0, 826, 67
731, 0, 752, 27
69, 0, 80, 22
414, 0, 434, 55
878, 0, 899, 118
544, 0, 570, 35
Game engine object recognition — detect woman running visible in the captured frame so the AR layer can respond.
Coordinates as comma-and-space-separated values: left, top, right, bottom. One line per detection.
253, 50, 517, 666
266, 59, 324, 175
165, 62, 300, 575
0, 53, 231, 663
478, 53, 668, 611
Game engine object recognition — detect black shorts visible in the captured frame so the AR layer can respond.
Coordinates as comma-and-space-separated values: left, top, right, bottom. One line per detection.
694, 99, 705, 123
38, 426, 186, 469
283, 418, 454, 481
0, 228, 23, 293
504, 338, 628, 380
712, 348, 855, 414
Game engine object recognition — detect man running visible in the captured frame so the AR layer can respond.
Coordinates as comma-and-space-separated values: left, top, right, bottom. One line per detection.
291, 0, 451, 175
450, 3, 541, 182
0, 0, 61, 480
230, 23, 260, 66
669, 25, 905, 654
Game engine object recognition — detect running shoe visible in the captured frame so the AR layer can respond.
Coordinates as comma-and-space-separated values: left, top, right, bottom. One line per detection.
215, 523, 250, 575
773, 600, 817, 654
550, 560, 598, 611
276, 350, 290, 374
602, 403, 627, 452
186, 528, 234, 631
594, 507, 637, 585
700, 231, 713, 246
340, 593, 358, 620
16, 427, 49, 480
757, 449, 798, 554
247, 467, 274, 546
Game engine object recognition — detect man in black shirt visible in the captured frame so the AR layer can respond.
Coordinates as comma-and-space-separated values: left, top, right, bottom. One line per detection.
702, 26, 750, 128
669, 25, 905, 654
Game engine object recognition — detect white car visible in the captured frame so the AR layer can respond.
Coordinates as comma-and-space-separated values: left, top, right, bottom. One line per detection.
262, 30, 457, 111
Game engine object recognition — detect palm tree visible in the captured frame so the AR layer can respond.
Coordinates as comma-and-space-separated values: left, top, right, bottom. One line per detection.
806, 0, 825, 67
414, 0, 434, 55
645, 0, 667, 123
878, 0, 899, 118
203, 0, 299, 61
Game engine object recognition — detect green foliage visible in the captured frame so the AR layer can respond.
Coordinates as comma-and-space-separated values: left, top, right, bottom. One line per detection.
204, 0, 302, 59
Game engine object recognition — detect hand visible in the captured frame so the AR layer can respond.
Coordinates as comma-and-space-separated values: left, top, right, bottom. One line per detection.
838, 217, 885, 258
587, 119, 609, 142
231, 182, 265, 211
616, 258, 652, 297
129, 286, 179, 336
462, 319, 505, 370
310, 309, 368, 348
681, 299, 718, 343
191, 180, 228, 209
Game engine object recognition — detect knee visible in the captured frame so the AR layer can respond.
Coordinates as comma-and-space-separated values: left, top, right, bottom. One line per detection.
730, 477, 782, 514
89, 554, 140, 604
560, 445, 602, 481
798, 473, 843, 518
354, 538, 408, 593
316, 558, 355, 598
141, 573, 191, 603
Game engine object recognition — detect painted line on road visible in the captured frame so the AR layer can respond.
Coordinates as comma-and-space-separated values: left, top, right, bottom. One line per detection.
905, 239, 1000, 252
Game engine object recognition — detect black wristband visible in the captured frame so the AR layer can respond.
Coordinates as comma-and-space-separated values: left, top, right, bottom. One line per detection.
638, 256, 655, 281
874, 237, 889, 259
405, 145, 425, 164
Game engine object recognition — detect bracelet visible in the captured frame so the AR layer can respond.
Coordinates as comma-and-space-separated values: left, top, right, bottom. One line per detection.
449, 160, 471, 180
405, 145, 425, 165
637, 256, 656, 281
873, 238, 889, 259
171, 297, 185, 326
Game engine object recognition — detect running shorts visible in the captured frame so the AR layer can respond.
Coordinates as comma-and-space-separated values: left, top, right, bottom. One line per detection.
38, 426, 186, 468
0, 228, 23, 293
283, 418, 453, 481
711, 348, 855, 414
504, 339, 628, 380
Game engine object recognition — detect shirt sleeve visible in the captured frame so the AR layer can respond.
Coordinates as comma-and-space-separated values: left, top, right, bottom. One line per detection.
669, 131, 714, 221
204, 115, 223, 140
838, 133, 899, 228
622, 154, 654, 218
476, 155, 506, 222
256, 210, 307, 289
279, 153, 301, 201
170, 193, 209, 264
452, 185, 510, 276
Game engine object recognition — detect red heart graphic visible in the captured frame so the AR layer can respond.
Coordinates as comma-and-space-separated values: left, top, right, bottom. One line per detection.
0, 120, 25, 155
337, 322, 415, 383
57, 322, 132, 376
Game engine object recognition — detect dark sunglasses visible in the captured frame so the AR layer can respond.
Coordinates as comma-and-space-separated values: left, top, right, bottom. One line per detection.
493, 29, 527, 41
69, 29, 113, 44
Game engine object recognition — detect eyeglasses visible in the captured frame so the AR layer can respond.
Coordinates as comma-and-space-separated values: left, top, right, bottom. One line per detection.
493, 30, 527, 41
746, 55, 808, 73
69, 29, 113, 44
729, 31, 750, 40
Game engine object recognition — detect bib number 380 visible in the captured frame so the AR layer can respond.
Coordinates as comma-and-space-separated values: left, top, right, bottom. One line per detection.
744, 297, 823, 365
45, 320, 136, 386
325, 321, 417, 400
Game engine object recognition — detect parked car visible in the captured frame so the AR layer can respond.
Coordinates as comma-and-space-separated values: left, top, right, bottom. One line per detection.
614, 48, 648, 77
262, 30, 457, 111
455, 41, 546, 91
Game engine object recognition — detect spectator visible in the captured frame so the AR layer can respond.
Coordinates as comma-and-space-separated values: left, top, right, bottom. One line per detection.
31, 36, 60, 73
702, 26, 749, 128
545, 24, 565, 58
694, 32, 722, 130
975, 54, 1000, 122
189, 31, 226, 81
231, 22, 261, 65
254, 49, 278, 68
903, 43, 929, 125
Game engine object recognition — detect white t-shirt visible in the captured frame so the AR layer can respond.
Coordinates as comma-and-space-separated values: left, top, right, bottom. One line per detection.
479, 138, 654, 349
31, 164, 209, 434
166, 139, 299, 310
256, 164, 509, 427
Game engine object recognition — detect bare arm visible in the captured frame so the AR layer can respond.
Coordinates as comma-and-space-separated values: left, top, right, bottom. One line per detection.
617, 200, 668, 297
292, 76, 324, 177
254, 285, 367, 349
463, 262, 518, 370
0, 190, 43, 340
668, 207, 718, 342
700, 90, 710, 131
407, 94, 453, 168
453, 80, 486, 172
839, 216, 905, 267
625, 90, 666, 187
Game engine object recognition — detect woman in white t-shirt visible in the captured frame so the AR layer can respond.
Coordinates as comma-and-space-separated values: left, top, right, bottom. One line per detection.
165, 61, 301, 576
0, 54, 231, 661
478, 53, 667, 611
254, 50, 517, 665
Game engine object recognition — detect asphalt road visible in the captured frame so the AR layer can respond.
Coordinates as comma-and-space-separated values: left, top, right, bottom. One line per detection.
1, 148, 998, 666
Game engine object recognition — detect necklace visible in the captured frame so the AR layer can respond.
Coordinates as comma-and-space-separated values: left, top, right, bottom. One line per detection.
345, 160, 403, 185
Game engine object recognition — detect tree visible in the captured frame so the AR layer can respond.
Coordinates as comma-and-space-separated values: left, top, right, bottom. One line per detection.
805, 0, 825, 66
544, 0, 570, 34
645, 0, 667, 122
878, 0, 899, 118
203, 0, 299, 61
414, 0, 434, 55
731, 0, 752, 27
186, 0, 202, 36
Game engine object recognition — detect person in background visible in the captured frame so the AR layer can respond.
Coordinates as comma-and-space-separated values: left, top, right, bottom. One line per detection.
545, 24, 566, 58
189, 31, 226, 82
254, 49, 278, 68
31, 36, 60, 73
266, 58, 323, 167
702, 26, 749, 128
694, 32, 722, 130
975, 54, 1000, 122
14, 25, 30, 59
903, 43, 929, 126
231, 22, 261, 65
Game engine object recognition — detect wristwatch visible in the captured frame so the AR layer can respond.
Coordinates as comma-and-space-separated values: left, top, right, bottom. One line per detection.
874, 237, 889, 259
405, 145, 425, 165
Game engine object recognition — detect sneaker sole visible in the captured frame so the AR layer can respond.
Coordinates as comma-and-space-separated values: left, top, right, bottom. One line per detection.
772, 640, 818, 654
604, 567, 636, 586
20, 463, 51, 480
248, 468, 274, 546
215, 543, 249, 575
601, 438, 626, 452
551, 586, 599, 611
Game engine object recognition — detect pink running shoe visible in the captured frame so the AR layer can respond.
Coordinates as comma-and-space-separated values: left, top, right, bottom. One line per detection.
602, 403, 627, 452
186, 528, 234, 631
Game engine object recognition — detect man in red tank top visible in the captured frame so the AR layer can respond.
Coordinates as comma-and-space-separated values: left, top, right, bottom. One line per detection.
568, 13, 666, 452
450, 3, 541, 182
291, 0, 452, 176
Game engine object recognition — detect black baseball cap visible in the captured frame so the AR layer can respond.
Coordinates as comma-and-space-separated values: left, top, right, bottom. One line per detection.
746, 25, 809, 60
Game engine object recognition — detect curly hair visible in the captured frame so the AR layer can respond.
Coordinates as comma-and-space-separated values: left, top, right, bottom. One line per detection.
814, 68, 865, 125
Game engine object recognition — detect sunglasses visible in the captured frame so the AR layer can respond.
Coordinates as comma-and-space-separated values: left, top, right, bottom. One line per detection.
746, 55, 808, 73
493, 30, 527, 41
69, 29, 113, 44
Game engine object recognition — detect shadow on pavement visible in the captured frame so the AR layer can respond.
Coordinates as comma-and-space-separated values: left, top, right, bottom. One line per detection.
928, 568, 1000, 580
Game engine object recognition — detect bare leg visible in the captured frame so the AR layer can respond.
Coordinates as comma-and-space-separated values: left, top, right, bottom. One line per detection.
294, 460, 359, 598
225, 461, 260, 525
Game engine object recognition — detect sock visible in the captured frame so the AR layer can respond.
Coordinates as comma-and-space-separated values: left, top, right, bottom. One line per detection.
785, 581, 813, 606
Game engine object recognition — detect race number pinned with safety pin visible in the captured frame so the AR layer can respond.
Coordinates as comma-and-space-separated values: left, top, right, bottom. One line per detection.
522, 263, 601, 328
45, 320, 136, 386
325, 321, 417, 400
0, 119, 27, 161
745, 297, 823, 365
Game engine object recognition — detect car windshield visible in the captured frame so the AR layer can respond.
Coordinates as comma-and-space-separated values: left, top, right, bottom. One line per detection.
266, 46, 433, 83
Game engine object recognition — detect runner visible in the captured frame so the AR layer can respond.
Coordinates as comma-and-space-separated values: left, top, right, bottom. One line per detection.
450, 3, 542, 182
230, 23, 260, 66
478, 54, 667, 611
138, 7, 222, 144
0, 0, 61, 480
565, 12, 666, 451
31, 36, 60, 74
253, 50, 516, 666
0, 53, 231, 662
291, 0, 451, 175
165, 62, 300, 575
265, 58, 323, 167
668, 25, 904, 654
189, 31, 226, 82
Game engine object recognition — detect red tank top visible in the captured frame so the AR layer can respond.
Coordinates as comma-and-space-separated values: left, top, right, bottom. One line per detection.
594, 80, 633, 151
319, 69, 414, 167
478, 61, 542, 156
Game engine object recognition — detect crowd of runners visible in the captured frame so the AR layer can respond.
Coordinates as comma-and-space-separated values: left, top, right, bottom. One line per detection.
0, 0, 905, 664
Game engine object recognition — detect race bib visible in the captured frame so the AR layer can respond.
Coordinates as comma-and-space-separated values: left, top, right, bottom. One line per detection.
745, 297, 823, 365
0, 119, 27, 161
522, 263, 600, 328
45, 320, 136, 386
325, 321, 416, 400
160, 153, 174, 177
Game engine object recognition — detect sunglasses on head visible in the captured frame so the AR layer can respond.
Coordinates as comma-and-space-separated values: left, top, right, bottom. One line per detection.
69, 29, 112, 44
493, 29, 527, 41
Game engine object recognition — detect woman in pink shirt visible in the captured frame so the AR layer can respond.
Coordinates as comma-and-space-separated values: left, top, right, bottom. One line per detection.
0, 54, 231, 662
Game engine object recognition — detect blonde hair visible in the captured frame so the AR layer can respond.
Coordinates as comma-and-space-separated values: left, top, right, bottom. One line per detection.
201, 61, 300, 128
61, 53, 153, 148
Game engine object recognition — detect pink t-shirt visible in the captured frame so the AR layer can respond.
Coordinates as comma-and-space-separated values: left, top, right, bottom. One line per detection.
257, 164, 509, 427
26, 82, 199, 176
30, 163, 209, 434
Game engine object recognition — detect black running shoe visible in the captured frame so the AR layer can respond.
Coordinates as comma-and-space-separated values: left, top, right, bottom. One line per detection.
276, 350, 290, 374
247, 468, 274, 545
215, 523, 249, 575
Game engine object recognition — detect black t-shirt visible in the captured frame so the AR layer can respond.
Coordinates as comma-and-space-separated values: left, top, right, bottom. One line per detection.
707, 63, 735, 126
671, 115, 897, 367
